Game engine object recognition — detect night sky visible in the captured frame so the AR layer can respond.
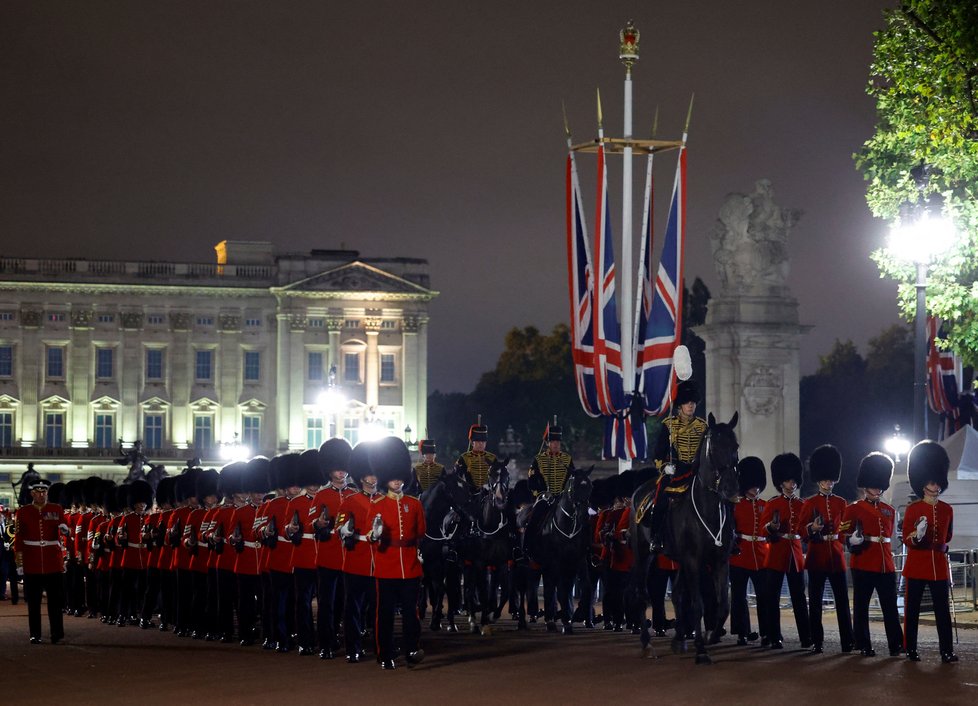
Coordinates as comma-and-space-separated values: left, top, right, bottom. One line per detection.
1, 1, 901, 394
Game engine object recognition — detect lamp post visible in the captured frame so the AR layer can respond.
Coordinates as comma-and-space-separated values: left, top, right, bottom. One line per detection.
886, 186, 957, 442
219, 432, 250, 462
316, 365, 345, 440
883, 424, 911, 463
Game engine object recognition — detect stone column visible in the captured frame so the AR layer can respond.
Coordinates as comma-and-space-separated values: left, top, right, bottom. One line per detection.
288, 312, 306, 450
275, 308, 291, 452
169, 312, 192, 448
694, 181, 810, 496
19, 308, 42, 445
219, 312, 242, 443
69, 309, 93, 446
365, 315, 380, 409
402, 315, 419, 436
119, 312, 144, 442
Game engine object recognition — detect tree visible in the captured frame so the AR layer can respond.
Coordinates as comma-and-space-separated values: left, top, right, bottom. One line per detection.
856, 1, 978, 365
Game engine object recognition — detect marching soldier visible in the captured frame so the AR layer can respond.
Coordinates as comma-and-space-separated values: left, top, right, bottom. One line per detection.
336, 442, 384, 663
370, 437, 426, 670
454, 420, 496, 491
189, 469, 219, 640
528, 423, 575, 495
14, 478, 70, 644
759, 453, 812, 650
262, 454, 302, 652
168, 469, 199, 637
285, 449, 325, 656
118, 479, 153, 628
602, 472, 631, 632
647, 381, 707, 553
209, 463, 243, 643
143, 475, 175, 631
798, 445, 854, 654
729, 456, 769, 646
411, 439, 443, 495
901, 441, 957, 663
313, 438, 357, 659
231, 456, 270, 646
840, 453, 903, 657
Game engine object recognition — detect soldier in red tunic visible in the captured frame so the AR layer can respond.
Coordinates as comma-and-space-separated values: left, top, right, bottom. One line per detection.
231, 456, 270, 646
14, 478, 70, 644
729, 456, 769, 646
313, 438, 357, 659
118, 479, 153, 628
902, 441, 957, 663
168, 469, 200, 637
209, 463, 244, 643
603, 471, 633, 632
759, 453, 812, 650
261, 454, 302, 652
840, 453, 903, 657
798, 445, 854, 654
336, 442, 384, 663
285, 449, 325, 655
370, 436, 426, 670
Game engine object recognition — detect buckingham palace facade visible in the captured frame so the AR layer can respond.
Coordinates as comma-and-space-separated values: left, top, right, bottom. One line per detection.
0, 240, 436, 498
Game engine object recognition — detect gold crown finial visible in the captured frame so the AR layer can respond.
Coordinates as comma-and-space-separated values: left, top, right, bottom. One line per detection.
619, 20, 639, 70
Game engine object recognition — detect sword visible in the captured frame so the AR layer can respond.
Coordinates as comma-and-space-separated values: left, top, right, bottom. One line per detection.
947, 553, 959, 645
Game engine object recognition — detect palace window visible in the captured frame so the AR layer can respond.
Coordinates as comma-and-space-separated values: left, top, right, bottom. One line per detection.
95, 348, 114, 379
196, 316, 214, 327
145, 349, 165, 381
308, 351, 324, 382
195, 350, 213, 381
242, 415, 261, 451
144, 414, 163, 450
0, 412, 12, 447
97, 314, 115, 324
243, 351, 261, 382
306, 417, 324, 450
146, 314, 165, 325
245, 317, 262, 328
45, 412, 64, 448
46, 347, 65, 379
343, 352, 361, 383
309, 318, 324, 329
0, 346, 10, 377
193, 415, 213, 451
380, 353, 396, 383
94, 413, 114, 449
47, 313, 65, 323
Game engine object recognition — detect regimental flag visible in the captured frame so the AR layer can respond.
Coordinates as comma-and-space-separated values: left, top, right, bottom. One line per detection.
565, 151, 600, 417
637, 147, 687, 416
927, 316, 962, 438
603, 394, 647, 460
592, 142, 626, 419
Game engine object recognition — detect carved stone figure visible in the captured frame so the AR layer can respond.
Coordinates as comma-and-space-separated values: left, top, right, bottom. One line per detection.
710, 180, 801, 295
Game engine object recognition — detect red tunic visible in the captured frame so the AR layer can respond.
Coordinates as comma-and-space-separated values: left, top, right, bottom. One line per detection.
189, 507, 213, 573
337, 491, 382, 577
107, 516, 124, 570
798, 493, 848, 573
901, 499, 953, 581
255, 500, 272, 574
287, 493, 318, 571
90, 514, 111, 572
120, 511, 150, 570
372, 492, 425, 580
14, 503, 67, 575
264, 496, 294, 574
208, 504, 237, 571
75, 510, 93, 566
64, 511, 77, 562
168, 506, 193, 571
730, 496, 768, 571
609, 506, 634, 572
759, 495, 805, 572
231, 503, 260, 576
840, 499, 896, 574
313, 485, 357, 571
153, 509, 174, 571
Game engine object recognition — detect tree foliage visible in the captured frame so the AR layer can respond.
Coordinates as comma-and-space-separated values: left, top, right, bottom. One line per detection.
856, 1, 978, 366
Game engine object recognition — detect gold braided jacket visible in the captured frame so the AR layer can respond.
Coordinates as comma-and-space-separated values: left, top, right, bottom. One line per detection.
530, 451, 574, 493
413, 461, 444, 492
456, 451, 496, 488
656, 415, 707, 468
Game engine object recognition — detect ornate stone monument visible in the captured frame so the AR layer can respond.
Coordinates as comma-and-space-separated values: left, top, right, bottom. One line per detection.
695, 180, 810, 491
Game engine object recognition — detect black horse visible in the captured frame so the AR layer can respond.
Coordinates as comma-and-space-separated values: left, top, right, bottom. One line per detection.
656, 412, 740, 664
419, 469, 471, 632
527, 465, 593, 634
460, 457, 511, 635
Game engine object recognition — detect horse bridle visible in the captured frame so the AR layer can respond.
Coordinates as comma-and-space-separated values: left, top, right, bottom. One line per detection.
474, 470, 509, 537
691, 427, 736, 548
552, 477, 586, 539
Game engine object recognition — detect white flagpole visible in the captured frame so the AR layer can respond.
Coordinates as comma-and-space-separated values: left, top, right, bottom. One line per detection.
632, 109, 658, 393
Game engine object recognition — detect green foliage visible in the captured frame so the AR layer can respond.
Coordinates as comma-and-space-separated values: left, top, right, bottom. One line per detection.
857, 1, 978, 366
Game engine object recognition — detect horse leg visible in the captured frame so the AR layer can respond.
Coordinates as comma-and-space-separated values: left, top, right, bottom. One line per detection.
708, 562, 731, 645
542, 569, 558, 632
445, 563, 461, 632
670, 571, 689, 655
559, 566, 575, 634
690, 569, 711, 665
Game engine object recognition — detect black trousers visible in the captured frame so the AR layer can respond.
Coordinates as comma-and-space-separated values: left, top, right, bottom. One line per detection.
159, 569, 176, 626
294, 567, 317, 648
191, 570, 208, 634
904, 577, 953, 655
343, 572, 374, 656
763, 566, 811, 645
141, 567, 161, 621
107, 567, 124, 619
806, 569, 854, 650
217, 568, 237, 639
24, 572, 65, 641
237, 573, 260, 641
647, 565, 675, 631
175, 569, 195, 631
316, 567, 342, 651
604, 569, 628, 627
375, 577, 421, 661
729, 565, 766, 638
121, 567, 147, 622
260, 572, 273, 642
851, 568, 902, 652
84, 564, 98, 615
270, 569, 295, 647
97, 568, 112, 617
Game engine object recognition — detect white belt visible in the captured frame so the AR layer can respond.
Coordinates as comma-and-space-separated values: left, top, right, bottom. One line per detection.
780, 533, 801, 540
868, 536, 891, 544
127, 542, 146, 549
23, 540, 60, 547
301, 533, 316, 540
276, 536, 289, 544
739, 534, 765, 542
823, 534, 840, 541
242, 541, 259, 549
356, 535, 371, 543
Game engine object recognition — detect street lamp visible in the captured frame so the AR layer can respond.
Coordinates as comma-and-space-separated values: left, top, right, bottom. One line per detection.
883, 424, 911, 463
886, 172, 958, 442
220, 432, 250, 462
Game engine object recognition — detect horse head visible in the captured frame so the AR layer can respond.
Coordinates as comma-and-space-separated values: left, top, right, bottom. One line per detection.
486, 457, 511, 510
700, 412, 740, 501
564, 465, 593, 509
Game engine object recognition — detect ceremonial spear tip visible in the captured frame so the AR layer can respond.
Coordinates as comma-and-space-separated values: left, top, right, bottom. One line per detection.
684, 93, 695, 134
651, 105, 660, 138
562, 100, 571, 139
596, 87, 603, 130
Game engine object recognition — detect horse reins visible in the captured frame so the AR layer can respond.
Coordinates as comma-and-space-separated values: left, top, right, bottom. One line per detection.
690, 431, 731, 548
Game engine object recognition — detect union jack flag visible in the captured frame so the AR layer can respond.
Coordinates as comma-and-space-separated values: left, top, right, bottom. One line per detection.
565, 151, 600, 417
637, 147, 687, 416
927, 316, 961, 438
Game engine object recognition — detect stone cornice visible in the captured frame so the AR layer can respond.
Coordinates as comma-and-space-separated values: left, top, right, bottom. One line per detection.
0, 281, 271, 298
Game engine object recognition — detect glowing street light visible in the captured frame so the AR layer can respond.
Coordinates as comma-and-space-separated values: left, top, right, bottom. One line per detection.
220, 432, 250, 462
883, 424, 911, 463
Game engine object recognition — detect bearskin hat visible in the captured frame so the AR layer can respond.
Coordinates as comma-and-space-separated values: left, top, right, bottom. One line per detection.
771, 453, 803, 488
241, 456, 271, 495
196, 469, 221, 501
419, 439, 436, 455
82, 476, 103, 506
94, 479, 116, 511
737, 456, 767, 495
674, 380, 699, 407
296, 449, 324, 488
371, 436, 413, 487
219, 461, 247, 498
468, 423, 488, 442
155, 476, 176, 508
856, 453, 894, 492
546, 425, 562, 441
65, 479, 82, 508
908, 440, 950, 498
127, 479, 154, 509
114, 484, 129, 513
614, 470, 637, 500
175, 469, 200, 503
320, 438, 353, 473
348, 442, 374, 484
47, 481, 65, 506
808, 444, 842, 483
510, 479, 535, 508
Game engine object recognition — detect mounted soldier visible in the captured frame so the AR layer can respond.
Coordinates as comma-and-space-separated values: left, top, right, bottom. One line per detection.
528, 420, 574, 497
453, 419, 496, 492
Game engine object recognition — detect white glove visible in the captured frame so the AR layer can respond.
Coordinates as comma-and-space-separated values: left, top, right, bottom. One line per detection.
369, 514, 384, 542
337, 518, 354, 540
849, 529, 864, 546
16, 566, 23, 577
914, 516, 927, 541
663, 463, 676, 476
